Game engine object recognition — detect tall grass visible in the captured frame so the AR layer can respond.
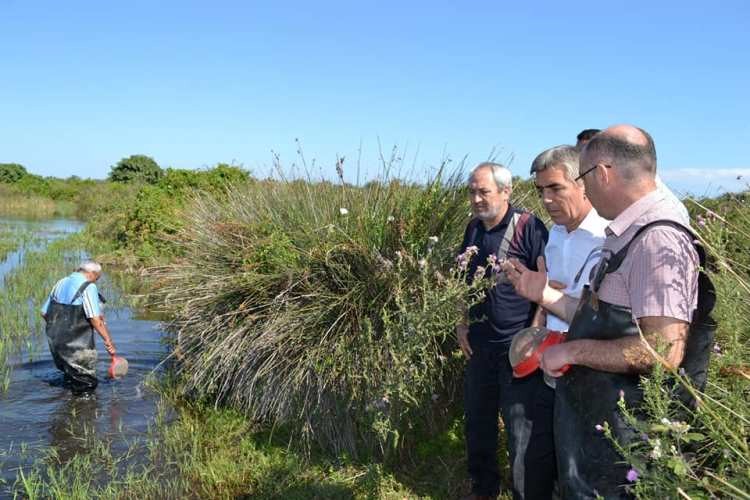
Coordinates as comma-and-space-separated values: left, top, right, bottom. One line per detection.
152, 160, 482, 459
0, 185, 75, 219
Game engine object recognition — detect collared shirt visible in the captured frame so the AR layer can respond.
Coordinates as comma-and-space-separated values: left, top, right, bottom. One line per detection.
596, 190, 698, 322
544, 207, 608, 331
655, 174, 690, 226
41, 272, 102, 319
461, 205, 549, 344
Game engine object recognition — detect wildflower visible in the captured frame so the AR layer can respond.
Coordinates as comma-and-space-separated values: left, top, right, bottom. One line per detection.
595, 424, 605, 432
619, 389, 625, 401
456, 245, 479, 271
431, 393, 439, 402
428, 236, 439, 244
626, 468, 639, 482
696, 215, 707, 227
473, 265, 487, 281
486, 254, 502, 273
418, 258, 427, 270
387, 215, 395, 222
339, 207, 349, 215
713, 342, 722, 355
650, 438, 663, 459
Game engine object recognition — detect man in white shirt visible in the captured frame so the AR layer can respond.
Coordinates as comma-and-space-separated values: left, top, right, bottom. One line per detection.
576, 128, 690, 225
531, 145, 608, 331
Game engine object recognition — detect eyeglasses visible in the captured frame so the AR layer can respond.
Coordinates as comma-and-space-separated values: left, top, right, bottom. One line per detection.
574, 163, 611, 182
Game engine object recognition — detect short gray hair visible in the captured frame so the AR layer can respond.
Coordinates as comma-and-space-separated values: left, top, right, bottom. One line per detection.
77, 260, 102, 274
530, 145, 581, 183
469, 162, 513, 190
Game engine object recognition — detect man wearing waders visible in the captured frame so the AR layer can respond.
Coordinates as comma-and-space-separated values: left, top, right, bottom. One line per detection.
503, 125, 715, 498
41, 261, 117, 395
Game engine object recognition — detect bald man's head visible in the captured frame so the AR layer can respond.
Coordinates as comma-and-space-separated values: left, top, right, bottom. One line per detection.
582, 124, 656, 181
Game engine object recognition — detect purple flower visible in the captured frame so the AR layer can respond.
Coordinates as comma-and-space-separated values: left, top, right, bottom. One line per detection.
595, 424, 604, 432
456, 245, 479, 272
626, 468, 639, 482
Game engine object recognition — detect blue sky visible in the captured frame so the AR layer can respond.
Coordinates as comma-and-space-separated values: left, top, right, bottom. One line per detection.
1, 1, 748, 196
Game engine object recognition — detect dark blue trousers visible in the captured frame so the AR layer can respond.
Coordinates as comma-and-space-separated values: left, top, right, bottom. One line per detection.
464, 341, 556, 499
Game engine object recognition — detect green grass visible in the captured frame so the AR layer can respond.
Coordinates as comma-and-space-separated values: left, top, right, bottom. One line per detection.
12, 376, 517, 499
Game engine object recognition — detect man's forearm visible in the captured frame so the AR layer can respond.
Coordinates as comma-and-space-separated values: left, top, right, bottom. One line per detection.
90, 318, 115, 354
565, 336, 654, 374
540, 286, 580, 324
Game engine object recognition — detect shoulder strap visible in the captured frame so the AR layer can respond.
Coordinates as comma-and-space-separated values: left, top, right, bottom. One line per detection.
600, 220, 715, 320
497, 212, 521, 260
71, 281, 93, 303
605, 220, 705, 273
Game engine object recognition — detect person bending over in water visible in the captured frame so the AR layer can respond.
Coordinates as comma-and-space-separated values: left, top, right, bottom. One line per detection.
41, 260, 116, 395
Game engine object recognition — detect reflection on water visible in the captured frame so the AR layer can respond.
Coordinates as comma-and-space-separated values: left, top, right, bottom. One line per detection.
0, 307, 171, 494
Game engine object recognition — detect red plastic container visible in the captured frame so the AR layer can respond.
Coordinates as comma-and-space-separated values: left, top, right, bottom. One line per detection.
509, 326, 569, 378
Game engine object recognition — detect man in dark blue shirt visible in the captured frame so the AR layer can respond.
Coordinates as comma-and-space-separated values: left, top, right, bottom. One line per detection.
457, 163, 553, 500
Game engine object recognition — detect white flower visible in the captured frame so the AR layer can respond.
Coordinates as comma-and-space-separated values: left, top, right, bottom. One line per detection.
650, 439, 663, 460
428, 236, 439, 244
418, 258, 427, 269
387, 215, 395, 222
339, 207, 349, 215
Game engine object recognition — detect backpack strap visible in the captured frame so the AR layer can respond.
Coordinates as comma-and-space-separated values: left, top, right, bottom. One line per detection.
497, 212, 522, 260
465, 210, 530, 262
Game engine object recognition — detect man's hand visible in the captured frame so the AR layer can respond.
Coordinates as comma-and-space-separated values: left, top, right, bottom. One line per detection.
456, 324, 472, 359
540, 343, 572, 378
501, 256, 549, 303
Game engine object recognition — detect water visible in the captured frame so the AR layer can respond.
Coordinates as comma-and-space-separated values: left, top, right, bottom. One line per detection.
0, 217, 171, 496
0, 217, 84, 284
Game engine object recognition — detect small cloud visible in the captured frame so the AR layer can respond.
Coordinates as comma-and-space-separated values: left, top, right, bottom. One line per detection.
660, 168, 750, 181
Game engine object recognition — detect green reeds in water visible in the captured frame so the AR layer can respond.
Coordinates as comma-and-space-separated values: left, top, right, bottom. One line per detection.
0, 234, 89, 391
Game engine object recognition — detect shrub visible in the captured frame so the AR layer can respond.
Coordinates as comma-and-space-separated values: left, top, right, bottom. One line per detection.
0, 163, 28, 183
108, 154, 163, 184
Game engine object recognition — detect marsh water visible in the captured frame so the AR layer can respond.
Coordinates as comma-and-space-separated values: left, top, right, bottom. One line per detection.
0, 217, 170, 495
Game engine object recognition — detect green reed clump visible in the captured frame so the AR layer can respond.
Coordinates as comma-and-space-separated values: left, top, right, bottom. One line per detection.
152, 157, 504, 459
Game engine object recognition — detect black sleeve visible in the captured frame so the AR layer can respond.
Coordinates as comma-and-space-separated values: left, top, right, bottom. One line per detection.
524, 215, 549, 271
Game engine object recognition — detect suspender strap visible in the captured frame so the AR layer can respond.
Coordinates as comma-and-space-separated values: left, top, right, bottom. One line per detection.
599, 220, 715, 321
605, 220, 706, 273
71, 281, 93, 303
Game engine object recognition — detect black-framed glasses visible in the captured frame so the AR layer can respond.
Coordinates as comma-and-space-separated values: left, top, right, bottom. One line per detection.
574, 163, 611, 182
